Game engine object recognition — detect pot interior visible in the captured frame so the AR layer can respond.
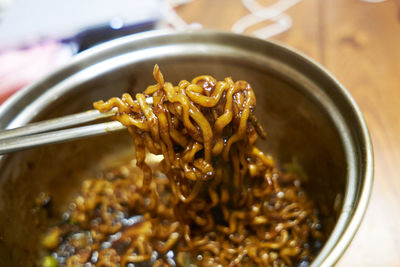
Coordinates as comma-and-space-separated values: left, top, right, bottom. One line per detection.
0, 38, 348, 266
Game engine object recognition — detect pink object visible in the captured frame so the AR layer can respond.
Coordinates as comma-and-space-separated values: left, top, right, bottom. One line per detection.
0, 41, 73, 104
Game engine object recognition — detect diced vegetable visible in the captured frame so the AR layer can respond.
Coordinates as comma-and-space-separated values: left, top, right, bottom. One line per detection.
41, 255, 58, 267
42, 227, 61, 250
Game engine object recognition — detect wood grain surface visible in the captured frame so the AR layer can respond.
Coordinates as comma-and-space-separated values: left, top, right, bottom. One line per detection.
178, 0, 400, 266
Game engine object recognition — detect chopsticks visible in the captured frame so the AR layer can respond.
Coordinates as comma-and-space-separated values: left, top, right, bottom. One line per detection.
0, 109, 126, 155
0, 97, 157, 155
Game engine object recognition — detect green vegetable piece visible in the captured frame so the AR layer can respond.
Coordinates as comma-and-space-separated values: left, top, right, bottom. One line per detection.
41, 256, 58, 267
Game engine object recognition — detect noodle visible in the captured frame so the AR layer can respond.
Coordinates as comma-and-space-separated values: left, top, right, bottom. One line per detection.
40, 65, 324, 267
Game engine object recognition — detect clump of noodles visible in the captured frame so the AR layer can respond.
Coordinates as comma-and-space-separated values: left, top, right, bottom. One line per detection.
41, 65, 324, 267
93, 65, 269, 192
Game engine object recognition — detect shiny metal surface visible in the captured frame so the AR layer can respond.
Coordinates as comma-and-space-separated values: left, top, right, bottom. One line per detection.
0, 30, 373, 266
0, 109, 117, 140
0, 97, 156, 154
0, 121, 125, 154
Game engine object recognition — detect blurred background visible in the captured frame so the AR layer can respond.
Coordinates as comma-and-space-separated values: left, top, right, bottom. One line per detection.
0, 0, 399, 266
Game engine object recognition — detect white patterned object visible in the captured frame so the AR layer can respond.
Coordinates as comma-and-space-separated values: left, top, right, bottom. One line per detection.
232, 0, 301, 39
160, 0, 202, 30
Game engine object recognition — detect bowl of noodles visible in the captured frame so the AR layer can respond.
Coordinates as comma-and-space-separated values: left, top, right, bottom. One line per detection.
0, 31, 373, 267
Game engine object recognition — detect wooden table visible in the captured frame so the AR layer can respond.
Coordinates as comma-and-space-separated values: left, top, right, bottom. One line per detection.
178, 0, 400, 266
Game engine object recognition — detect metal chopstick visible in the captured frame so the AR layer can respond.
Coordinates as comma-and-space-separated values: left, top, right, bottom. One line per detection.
0, 109, 118, 140
0, 108, 122, 155
0, 121, 126, 154
0, 97, 152, 155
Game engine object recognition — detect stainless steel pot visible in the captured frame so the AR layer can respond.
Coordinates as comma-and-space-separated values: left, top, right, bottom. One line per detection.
0, 30, 373, 266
